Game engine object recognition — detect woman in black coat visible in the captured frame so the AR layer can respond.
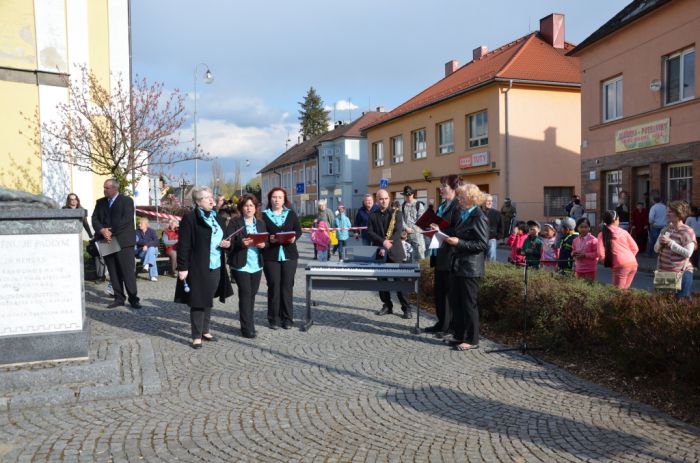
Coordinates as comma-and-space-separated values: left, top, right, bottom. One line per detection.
226, 194, 266, 338
443, 183, 489, 351
175, 187, 234, 349
261, 187, 302, 330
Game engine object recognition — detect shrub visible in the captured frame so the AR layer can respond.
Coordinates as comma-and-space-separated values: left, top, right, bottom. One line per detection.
300, 215, 316, 228
420, 261, 700, 387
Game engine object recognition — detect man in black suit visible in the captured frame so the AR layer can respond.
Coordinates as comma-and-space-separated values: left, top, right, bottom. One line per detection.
367, 189, 412, 318
92, 179, 141, 309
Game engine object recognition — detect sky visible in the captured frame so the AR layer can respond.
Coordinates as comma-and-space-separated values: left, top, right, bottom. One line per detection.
131, 0, 630, 187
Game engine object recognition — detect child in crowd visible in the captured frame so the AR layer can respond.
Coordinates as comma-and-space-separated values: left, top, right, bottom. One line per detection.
557, 217, 579, 274
311, 221, 331, 262
400, 230, 415, 263
520, 221, 543, 269
507, 221, 528, 267
572, 217, 598, 282
540, 223, 559, 271
334, 204, 351, 261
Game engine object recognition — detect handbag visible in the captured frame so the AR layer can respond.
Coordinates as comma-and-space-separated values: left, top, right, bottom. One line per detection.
329, 230, 338, 246
87, 239, 100, 257
653, 270, 682, 292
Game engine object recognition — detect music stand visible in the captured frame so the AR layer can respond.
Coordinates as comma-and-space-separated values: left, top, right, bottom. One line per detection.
486, 263, 544, 364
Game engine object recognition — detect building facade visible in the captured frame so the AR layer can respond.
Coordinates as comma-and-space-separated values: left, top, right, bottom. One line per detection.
260, 138, 319, 216
363, 14, 581, 222
570, 0, 699, 224
317, 112, 383, 214
1, 0, 131, 208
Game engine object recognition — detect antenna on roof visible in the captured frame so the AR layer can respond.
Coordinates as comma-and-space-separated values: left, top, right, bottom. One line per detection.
528, 16, 531, 32
348, 97, 352, 122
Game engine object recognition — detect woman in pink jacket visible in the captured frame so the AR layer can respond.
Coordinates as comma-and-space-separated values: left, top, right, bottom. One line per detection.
572, 217, 598, 281
597, 210, 639, 289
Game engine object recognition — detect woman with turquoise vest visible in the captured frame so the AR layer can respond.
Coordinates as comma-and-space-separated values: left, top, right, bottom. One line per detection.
261, 187, 302, 330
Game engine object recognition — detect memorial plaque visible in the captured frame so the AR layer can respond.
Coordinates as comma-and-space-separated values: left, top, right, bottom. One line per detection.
0, 233, 83, 337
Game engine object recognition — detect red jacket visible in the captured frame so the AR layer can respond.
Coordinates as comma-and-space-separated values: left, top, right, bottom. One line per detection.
507, 232, 527, 266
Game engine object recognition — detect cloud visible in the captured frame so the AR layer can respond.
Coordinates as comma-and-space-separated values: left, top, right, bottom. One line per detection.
324, 99, 360, 112
185, 94, 293, 128
179, 118, 299, 161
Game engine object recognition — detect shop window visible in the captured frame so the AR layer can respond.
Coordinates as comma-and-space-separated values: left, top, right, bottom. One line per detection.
668, 163, 692, 202
605, 170, 622, 211
544, 186, 574, 217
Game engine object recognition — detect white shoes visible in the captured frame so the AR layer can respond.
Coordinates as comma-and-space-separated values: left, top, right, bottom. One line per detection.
105, 282, 114, 296
143, 264, 150, 272
150, 276, 158, 282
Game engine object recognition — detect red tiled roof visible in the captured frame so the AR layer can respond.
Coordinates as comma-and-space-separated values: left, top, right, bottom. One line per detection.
317, 111, 385, 142
364, 33, 581, 130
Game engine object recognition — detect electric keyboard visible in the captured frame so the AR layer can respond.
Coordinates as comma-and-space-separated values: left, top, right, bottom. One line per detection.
302, 261, 422, 333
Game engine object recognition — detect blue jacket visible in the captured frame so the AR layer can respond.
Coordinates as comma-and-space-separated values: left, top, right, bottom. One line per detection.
355, 204, 379, 241
136, 227, 159, 248
334, 214, 351, 240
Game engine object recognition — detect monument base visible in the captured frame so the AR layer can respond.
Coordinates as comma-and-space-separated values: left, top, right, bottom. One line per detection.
0, 328, 89, 367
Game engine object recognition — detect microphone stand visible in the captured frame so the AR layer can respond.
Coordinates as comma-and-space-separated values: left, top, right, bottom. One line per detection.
487, 263, 544, 364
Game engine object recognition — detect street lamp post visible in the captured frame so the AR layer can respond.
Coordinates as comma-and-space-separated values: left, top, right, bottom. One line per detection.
193, 63, 214, 186
240, 159, 250, 197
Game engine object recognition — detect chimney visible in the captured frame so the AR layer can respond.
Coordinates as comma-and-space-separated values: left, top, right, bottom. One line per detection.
376, 106, 384, 112
444, 59, 459, 77
472, 46, 488, 61
540, 13, 565, 49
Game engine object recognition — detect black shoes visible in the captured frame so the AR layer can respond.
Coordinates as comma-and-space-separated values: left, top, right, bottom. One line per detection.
402, 309, 413, 319
242, 331, 257, 339
107, 301, 125, 308
269, 324, 280, 330
130, 301, 142, 309
282, 321, 293, 330
423, 324, 441, 333
376, 305, 393, 316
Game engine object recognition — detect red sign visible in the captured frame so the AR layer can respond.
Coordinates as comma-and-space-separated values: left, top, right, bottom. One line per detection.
459, 152, 489, 169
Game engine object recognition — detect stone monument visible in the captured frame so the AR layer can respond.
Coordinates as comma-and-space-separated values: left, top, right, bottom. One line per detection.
0, 188, 89, 365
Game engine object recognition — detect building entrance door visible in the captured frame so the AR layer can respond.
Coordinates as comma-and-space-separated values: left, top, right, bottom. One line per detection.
635, 170, 650, 208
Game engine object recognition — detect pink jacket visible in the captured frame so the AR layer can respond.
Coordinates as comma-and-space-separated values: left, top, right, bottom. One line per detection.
572, 233, 598, 273
597, 225, 638, 268
311, 222, 331, 251
507, 232, 527, 266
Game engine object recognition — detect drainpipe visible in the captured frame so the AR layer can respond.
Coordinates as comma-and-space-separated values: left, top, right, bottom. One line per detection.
504, 79, 513, 199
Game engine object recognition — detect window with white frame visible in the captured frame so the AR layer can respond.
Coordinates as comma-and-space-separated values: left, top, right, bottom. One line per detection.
603, 76, 623, 122
412, 128, 426, 159
437, 120, 454, 154
665, 48, 695, 104
391, 135, 404, 163
605, 170, 622, 211
543, 186, 574, 216
327, 156, 334, 175
373, 141, 384, 167
468, 110, 488, 147
668, 163, 692, 202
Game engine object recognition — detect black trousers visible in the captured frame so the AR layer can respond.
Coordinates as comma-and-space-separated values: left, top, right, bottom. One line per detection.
263, 259, 297, 325
448, 276, 481, 345
378, 281, 410, 310
231, 269, 262, 334
434, 270, 451, 331
190, 269, 220, 339
104, 246, 139, 304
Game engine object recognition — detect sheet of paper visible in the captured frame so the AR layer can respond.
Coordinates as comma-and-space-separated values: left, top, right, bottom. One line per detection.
428, 231, 449, 250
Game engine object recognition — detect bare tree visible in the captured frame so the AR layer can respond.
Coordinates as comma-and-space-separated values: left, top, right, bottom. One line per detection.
22, 66, 206, 193
232, 160, 242, 197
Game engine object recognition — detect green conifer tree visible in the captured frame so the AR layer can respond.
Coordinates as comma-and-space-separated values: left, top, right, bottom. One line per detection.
298, 87, 330, 140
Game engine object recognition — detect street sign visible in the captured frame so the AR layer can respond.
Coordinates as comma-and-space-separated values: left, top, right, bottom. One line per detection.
296, 182, 304, 194
379, 178, 389, 189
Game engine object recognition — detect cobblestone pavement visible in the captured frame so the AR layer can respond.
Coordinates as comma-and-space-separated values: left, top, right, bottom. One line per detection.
1, 239, 698, 462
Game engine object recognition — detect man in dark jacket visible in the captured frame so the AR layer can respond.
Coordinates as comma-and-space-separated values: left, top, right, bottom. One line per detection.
354, 194, 379, 245
92, 179, 141, 309
367, 189, 412, 318
482, 194, 503, 262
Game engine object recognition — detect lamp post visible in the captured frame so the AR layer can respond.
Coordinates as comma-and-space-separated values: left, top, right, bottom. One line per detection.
240, 159, 250, 197
193, 63, 214, 187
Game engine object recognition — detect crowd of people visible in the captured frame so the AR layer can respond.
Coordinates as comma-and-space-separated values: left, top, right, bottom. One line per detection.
73, 177, 697, 352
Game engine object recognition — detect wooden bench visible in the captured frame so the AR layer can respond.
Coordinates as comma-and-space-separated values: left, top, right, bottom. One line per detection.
135, 241, 173, 276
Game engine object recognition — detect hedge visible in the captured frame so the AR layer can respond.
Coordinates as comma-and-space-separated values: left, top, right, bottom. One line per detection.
419, 261, 700, 386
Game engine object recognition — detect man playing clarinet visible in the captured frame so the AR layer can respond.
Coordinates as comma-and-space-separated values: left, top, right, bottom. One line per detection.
367, 189, 413, 318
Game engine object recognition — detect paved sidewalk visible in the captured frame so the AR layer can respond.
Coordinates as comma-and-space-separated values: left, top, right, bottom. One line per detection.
0, 239, 698, 462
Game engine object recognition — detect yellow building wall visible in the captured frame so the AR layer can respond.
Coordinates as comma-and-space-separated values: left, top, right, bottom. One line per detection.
367, 86, 502, 203
0, 81, 42, 193
87, 0, 111, 201
0, 0, 37, 70
502, 85, 581, 221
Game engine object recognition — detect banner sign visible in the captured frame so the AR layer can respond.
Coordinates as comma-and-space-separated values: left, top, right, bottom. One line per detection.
459, 151, 489, 169
615, 118, 670, 152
